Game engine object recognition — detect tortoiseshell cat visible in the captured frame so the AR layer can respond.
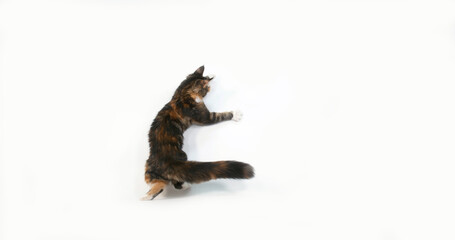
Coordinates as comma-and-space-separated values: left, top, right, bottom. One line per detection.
142, 66, 254, 200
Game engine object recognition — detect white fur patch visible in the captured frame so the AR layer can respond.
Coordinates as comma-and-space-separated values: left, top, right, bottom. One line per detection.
232, 110, 243, 122
140, 195, 151, 201
195, 96, 202, 103
181, 182, 191, 190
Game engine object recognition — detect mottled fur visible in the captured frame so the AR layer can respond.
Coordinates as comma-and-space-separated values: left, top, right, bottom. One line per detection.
143, 66, 254, 200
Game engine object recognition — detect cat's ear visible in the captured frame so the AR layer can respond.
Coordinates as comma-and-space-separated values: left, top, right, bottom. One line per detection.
194, 65, 204, 75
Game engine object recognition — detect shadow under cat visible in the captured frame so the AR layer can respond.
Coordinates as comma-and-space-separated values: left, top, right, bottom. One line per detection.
156, 180, 248, 200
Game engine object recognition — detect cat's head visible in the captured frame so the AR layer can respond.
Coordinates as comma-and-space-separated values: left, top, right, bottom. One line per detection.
183, 65, 214, 97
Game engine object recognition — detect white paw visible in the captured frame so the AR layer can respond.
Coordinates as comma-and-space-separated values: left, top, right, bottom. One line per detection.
140, 195, 151, 201
181, 182, 191, 190
232, 110, 243, 122
206, 74, 216, 80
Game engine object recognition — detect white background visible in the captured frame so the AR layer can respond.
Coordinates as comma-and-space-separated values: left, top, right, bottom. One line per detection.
1, 0, 455, 239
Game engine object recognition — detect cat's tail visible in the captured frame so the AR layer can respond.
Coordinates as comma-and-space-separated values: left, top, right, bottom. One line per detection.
169, 160, 254, 183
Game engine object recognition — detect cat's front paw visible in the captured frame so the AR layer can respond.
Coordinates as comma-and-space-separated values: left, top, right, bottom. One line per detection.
232, 110, 243, 122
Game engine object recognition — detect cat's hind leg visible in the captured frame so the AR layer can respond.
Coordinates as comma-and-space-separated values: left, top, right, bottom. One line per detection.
141, 179, 167, 200
172, 181, 183, 189
180, 182, 191, 190
172, 181, 191, 190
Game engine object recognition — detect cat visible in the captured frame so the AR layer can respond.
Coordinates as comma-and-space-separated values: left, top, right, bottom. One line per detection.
142, 66, 254, 200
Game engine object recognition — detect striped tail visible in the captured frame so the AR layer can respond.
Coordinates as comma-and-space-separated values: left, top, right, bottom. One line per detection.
170, 160, 254, 184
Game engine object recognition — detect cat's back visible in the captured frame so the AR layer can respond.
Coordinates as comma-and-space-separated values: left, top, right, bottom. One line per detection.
149, 101, 189, 144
